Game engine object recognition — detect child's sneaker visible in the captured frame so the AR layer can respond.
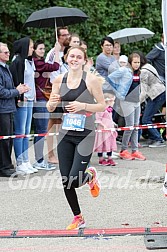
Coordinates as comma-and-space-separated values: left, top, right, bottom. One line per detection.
33, 160, 56, 170
86, 167, 101, 197
66, 214, 85, 230
99, 159, 110, 166
119, 150, 134, 160
108, 158, 116, 166
131, 151, 146, 161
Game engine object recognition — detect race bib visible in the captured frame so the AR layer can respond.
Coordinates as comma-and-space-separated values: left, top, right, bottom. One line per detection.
62, 113, 86, 131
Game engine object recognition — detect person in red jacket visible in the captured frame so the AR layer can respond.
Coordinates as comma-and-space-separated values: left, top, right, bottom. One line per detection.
33, 40, 61, 170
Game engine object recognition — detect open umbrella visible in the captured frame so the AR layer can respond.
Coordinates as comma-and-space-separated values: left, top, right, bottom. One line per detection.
24, 6, 88, 29
108, 28, 154, 44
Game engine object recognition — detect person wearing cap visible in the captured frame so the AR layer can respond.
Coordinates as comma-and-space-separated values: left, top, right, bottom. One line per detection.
108, 55, 131, 144
119, 55, 128, 66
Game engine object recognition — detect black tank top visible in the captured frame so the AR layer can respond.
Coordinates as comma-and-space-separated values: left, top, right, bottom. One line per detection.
59, 71, 95, 136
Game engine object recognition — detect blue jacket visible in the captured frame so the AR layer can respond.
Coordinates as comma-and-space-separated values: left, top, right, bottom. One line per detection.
0, 63, 19, 113
107, 66, 133, 100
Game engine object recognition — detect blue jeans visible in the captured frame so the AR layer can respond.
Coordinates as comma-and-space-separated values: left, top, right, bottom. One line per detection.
33, 101, 49, 163
142, 92, 165, 141
14, 101, 33, 164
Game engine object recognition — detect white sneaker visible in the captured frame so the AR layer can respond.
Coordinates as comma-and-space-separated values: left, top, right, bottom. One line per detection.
33, 160, 56, 171
112, 152, 119, 159
16, 163, 34, 175
104, 152, 119, 159
23, 162, 38, 173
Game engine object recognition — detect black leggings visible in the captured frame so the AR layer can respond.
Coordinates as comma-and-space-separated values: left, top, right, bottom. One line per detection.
57, 132, 95, 216
98, 152, 112, 157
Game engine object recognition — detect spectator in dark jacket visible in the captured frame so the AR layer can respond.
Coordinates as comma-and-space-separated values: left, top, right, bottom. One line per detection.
0, 42, 29, 177
146, 33, 166, 132
146, 34, 165, 83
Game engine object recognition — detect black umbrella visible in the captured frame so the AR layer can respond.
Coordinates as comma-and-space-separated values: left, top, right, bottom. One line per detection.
24, 6, 88, 29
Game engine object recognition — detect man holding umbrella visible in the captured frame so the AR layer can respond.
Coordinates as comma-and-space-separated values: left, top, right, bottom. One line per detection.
45, 26, 70, 82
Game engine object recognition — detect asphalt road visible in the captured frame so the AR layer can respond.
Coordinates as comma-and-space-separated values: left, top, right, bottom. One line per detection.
0, 137, 166, 252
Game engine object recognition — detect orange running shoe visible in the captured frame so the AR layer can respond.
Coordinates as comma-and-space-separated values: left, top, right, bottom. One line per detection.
66, 214, 85, 230
119, 150, 134, 160
131, 151, 146, 161
86, 167, 101, 197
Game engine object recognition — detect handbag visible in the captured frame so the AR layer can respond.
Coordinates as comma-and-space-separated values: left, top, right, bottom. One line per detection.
142, 67, 165, 85
36, 79, 52, 100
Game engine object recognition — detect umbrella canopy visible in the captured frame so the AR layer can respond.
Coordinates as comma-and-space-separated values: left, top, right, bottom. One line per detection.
24, 6, 88, 29
108, 28, 154, 44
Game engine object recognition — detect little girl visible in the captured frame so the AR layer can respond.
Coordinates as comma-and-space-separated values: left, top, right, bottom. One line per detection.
94, 93, 117, 166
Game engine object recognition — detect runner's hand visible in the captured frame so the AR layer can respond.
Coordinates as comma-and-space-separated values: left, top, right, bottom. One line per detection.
65, 101, 85, 113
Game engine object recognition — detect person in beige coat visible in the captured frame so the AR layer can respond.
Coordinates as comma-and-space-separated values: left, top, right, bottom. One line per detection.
139, 52, 166, 148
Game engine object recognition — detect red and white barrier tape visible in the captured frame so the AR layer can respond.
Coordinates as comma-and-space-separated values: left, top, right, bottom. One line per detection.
0, 122, 166, 140
97, 122, 167, 132
0, 132, 56, 140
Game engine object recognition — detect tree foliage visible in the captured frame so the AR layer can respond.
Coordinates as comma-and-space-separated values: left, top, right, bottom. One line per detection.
0, 0, 163, 58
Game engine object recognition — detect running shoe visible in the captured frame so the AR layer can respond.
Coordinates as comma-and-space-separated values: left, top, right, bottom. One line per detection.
66, 214, 85, 230
99, 159, 110, 166
131, 151, 146, 161
107, 158, 116, 166
119, 150, 134, 160
149, 140, 166, 148
86, 167, 101, 197
16, 163, 34, 175
23, 162, 38, 173
33, 160, 56, 170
